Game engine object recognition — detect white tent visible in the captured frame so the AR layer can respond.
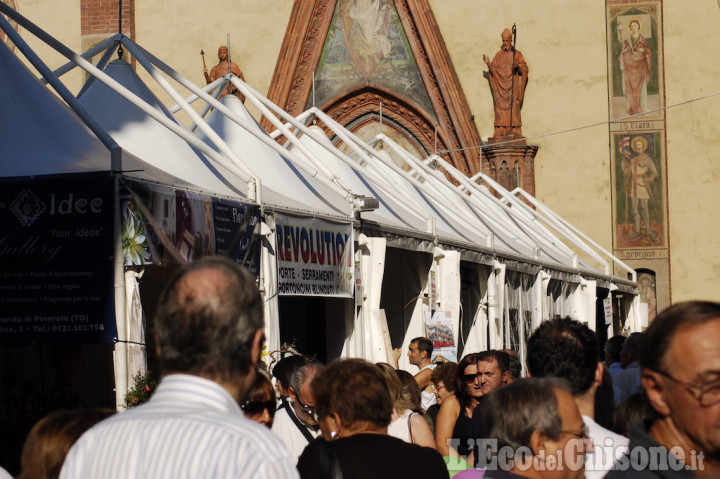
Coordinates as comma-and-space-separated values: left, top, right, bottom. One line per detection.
1, 4, 639, 408
248, 105, 640, 369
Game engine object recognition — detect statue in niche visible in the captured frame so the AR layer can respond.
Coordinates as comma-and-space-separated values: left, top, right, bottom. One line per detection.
483, 28, 529, 139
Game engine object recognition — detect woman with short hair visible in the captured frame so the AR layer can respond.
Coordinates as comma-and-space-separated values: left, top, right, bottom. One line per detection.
297, 358, 447, 479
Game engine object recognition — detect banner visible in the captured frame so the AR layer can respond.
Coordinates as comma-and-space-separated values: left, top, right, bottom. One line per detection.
123, 181, 261, 275
0, 173, 116, 344
275, 213, 353, 297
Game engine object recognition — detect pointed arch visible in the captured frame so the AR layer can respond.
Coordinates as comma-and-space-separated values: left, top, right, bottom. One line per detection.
318, 84, 446, 161
264, 0, 481, 176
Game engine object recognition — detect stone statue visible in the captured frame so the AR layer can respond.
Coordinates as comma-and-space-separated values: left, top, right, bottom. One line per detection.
483, 28, 529, 139
203, 46, 246, 102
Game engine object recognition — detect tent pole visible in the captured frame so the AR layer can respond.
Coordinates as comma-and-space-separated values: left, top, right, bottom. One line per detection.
113, 164, 128, 410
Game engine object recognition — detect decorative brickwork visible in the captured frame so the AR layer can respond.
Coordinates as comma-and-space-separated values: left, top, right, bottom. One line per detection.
81, 0, 134, 38
265, 0, 482, 177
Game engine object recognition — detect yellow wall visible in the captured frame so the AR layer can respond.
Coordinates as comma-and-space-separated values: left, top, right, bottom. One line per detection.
10, 0, 84, 89
134, 0, 294, 119
662, 1, 720, 300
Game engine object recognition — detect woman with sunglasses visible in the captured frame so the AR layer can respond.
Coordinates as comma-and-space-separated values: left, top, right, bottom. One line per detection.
297, 358, 448, 479
434, 353, 481, 463
241, 372, 276, 428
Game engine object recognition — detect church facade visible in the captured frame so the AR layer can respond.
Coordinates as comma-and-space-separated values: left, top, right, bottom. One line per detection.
7, 0, 720, 317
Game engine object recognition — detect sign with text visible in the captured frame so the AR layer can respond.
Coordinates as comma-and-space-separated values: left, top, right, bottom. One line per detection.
604, 297, 613, 326
275, 213, 353, 297
124, 181, 261, 275
0, 173, 116, 344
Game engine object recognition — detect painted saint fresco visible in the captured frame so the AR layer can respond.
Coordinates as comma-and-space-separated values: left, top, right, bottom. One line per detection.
310, 0, 435, 118
613, 132, 665, 248
607, 4, 663, 120
637, 271, 657, 324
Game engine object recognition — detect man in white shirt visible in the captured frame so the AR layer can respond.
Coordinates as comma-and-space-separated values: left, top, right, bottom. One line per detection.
272, 361, 322, 461
408, 337, 437, 410
527, 317, 629, 478
60, 257, 297, 479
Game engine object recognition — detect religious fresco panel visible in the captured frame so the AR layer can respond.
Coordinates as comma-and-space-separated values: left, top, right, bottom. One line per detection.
311, 0, 436, 119
606, 3, 663, 121
611, 131, 666, 250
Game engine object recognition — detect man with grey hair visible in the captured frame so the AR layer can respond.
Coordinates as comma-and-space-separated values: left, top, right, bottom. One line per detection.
272, 361, 323, 461
607, 301, 720, 477
61, 256, 297, 478
476, 377, 590, 478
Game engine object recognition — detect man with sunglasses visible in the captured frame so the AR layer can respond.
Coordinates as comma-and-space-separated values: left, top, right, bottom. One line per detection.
272, 361, 323, 462
607, 301, 720, 477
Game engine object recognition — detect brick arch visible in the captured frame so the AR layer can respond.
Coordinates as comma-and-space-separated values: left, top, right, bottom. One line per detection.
317, 85, 448, 163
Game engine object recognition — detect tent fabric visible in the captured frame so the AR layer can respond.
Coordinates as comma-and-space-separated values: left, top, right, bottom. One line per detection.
260, 222, 281, 363
437, 249, 461, 358
342, 236, 392, 363
293, 126, 432, 232
124, 270, 147, 387
198, 97, 353, 219
77, 59, 252, 199
396, 254, 436, 372
0, 42, 155, 183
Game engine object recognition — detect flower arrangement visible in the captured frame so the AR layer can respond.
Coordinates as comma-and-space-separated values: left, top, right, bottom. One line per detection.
123, 370, 157, 409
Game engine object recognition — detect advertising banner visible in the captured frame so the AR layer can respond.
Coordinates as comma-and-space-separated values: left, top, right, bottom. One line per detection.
123, 181, 261, 275
275, 213, 353, 297
0, 173, 116, 345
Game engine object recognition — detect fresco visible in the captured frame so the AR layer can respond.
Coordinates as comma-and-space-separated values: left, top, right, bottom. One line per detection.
612, 132, 665, 248
637, 271, 657, 324
311, 0, 435, 118
607, 3, 663, 120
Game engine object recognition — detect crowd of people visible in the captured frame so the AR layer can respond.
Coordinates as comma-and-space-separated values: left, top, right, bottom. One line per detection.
3, 256, 719, 478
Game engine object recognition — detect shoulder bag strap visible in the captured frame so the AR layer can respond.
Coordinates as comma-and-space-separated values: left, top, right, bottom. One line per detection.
281, 400, 316, 443
408, 411, 415, 444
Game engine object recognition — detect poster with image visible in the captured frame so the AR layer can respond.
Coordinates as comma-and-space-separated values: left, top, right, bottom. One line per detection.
425, 311, 457, 363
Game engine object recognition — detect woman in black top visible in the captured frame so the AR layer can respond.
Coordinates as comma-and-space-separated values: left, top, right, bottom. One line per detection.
434, 353, 482, 462
297, 358, 448, 479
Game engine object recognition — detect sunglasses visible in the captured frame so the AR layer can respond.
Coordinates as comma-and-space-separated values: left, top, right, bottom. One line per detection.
241, 399, 276, 416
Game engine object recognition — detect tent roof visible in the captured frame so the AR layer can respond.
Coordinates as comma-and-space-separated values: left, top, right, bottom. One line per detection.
0, 9, 634, 284
77, 58, 252, 199
0, 40, 193, 188
198, 96, 352, 219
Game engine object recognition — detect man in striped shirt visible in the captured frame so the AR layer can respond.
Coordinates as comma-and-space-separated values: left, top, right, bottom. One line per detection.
60, 257, 298, 478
